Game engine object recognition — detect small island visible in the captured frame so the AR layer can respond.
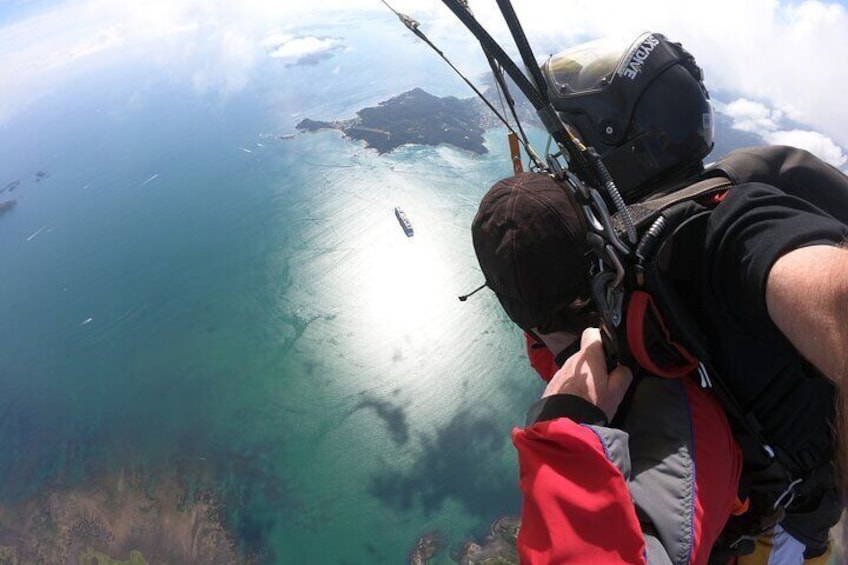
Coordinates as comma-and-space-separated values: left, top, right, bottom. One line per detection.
1, 180, 20, 194
408, 530, 443, 564
0, 200, 16, 217
456, 515, 520, 564
407, 515, 520, 565
296, 88, 488, 155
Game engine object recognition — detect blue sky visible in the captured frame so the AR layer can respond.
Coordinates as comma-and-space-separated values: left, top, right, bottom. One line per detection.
0, 0, 846, 167
0, 0, 56, 24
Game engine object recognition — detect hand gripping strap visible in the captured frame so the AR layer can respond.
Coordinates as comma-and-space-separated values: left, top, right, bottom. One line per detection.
626, 290, 699, 378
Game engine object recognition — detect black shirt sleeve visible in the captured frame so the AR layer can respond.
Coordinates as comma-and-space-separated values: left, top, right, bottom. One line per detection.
694, 178, 843, 468
525, 394, 609, 427
703, 182, 848, 333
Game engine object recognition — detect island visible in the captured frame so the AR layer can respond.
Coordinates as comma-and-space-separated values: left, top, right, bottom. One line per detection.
296, 88, 489, 155
1, 180, 20, 194
0, 200, 16, 217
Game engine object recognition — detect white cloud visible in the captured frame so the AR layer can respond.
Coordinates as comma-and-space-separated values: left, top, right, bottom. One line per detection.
191, 29, 258, 96
0, 0, 846, 159
265, 35, 343, 63
764, 130, 847, 169
721, 99, 783, 134
716, 97, 847, 168
262, 33, 294, 49
0, 1, 376, 118
397, 0, 848, 152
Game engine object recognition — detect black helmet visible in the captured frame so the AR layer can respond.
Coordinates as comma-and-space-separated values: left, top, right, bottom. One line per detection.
542, 33, 714, 201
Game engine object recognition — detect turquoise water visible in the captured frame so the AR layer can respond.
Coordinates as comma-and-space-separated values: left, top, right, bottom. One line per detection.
0, 11, 542, 563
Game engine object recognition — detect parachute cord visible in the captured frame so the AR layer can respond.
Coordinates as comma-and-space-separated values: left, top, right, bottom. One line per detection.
440, 0, 598, 185
380, 0, 546, 171
489, 63, 509, 123
497, 63, 541, 170
494, 0, 549, 96
486, 59, 543, 171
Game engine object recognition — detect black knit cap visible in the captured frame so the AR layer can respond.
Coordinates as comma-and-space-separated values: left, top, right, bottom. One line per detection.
471, 172, 589, 331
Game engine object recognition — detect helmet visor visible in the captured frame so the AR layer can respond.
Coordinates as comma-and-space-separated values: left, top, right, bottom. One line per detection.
545, 35, 636, 95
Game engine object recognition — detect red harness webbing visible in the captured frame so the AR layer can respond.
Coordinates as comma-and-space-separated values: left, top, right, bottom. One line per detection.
626, 290, 699, 379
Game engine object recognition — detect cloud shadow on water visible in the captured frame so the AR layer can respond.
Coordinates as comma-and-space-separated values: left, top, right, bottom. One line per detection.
368, 411, 520, 521
357, 398, 410, 445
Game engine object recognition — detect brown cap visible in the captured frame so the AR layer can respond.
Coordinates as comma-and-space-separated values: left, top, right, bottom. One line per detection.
471, 173, 589, 331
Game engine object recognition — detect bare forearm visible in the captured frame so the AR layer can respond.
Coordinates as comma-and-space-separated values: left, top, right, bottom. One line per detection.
766, 244, 848, 386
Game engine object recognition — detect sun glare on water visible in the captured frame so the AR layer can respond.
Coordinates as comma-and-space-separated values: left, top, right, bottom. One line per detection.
359, 232, 453, 336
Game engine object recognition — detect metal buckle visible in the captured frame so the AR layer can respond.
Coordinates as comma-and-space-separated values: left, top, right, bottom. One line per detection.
591, 271, 624, 328
564, 171, 632, 257
773, 478, 803, 511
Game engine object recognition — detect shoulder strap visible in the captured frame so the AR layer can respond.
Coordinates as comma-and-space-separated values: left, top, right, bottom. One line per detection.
619, 162, 840, 554
613, 175, 732, 233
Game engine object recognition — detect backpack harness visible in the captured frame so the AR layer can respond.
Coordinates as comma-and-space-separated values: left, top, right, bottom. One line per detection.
565, 169, 837, 558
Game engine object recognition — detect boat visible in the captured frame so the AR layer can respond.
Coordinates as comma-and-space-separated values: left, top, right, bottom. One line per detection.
394, 206, 414, 237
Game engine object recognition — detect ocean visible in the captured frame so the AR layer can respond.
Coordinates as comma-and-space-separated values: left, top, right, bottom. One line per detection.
6, 9, 840, 564
0, 11, 541, 563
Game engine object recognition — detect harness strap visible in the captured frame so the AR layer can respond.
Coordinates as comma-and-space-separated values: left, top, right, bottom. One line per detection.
613, 175, 732, 232
618, 161, 841, 559
508, 132, 523, 175
626, 290, 699, 378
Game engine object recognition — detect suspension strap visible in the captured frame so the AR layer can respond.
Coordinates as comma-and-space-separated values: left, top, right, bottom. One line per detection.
439, 0, 599, 186
508, 133, 523, 174
380, 0, 546, 171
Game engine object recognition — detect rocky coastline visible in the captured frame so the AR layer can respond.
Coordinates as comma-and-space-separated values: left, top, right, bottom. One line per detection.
408, 515, 520, 565
296, 88, 489, 155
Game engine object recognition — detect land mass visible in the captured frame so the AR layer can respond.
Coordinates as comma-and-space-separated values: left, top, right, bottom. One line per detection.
1, 171, 53, 220
408, 515, 519, 565
0, 200, 16, 216
0, 469, 240, 564
296, 88, 490, 155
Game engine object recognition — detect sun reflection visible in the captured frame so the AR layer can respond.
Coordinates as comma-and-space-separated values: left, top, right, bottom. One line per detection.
359, 230, 455, 339
292, 149, 516, 417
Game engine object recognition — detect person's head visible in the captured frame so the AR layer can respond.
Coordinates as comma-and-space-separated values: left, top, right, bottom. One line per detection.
542, 32, 714, 201
471, 173, 598, 336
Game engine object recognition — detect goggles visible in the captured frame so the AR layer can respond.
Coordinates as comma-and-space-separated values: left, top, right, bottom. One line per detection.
543, 32, 703, 146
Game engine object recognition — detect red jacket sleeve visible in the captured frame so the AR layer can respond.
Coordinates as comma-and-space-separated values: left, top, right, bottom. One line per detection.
513, 418, 647, 564
524, 332, 558, 382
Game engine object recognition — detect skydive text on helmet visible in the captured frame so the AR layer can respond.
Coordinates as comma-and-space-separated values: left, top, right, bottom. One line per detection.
618, 34, 660, 80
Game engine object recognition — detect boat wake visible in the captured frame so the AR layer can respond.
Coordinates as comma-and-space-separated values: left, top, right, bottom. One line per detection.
26, 224, 49, 242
